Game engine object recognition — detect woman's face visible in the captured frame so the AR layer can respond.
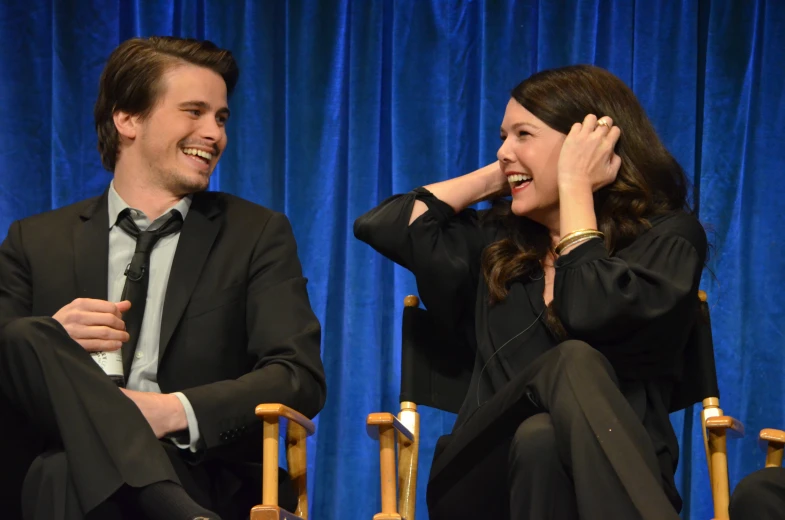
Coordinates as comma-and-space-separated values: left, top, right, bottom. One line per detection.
497, 98, 566, 229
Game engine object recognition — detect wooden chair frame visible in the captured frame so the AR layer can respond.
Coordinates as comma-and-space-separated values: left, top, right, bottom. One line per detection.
367, 292, 744, 520
252, 404, 316, 520
758, 428, 785, 468
366, 401, 419, 520
697, 290, 745, 520
703, 398, 744, 519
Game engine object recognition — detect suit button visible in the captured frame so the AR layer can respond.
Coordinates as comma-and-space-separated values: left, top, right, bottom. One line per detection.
220, 433, 228, 441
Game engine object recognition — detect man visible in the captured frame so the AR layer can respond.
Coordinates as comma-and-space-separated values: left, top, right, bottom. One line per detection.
0, 36, 326, 520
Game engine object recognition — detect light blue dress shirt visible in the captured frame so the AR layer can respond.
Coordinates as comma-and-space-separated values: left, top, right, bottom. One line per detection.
107, 182, 200, 452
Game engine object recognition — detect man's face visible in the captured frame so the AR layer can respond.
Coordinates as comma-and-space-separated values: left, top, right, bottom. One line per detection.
130, 63, 230, 196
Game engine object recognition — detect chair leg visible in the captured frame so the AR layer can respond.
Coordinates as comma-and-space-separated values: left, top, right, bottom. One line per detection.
262, 417, 280, 507
286, 422, 309, 518
374, 424, 402, 520
765, 443, 784, 468
397, 403, 419, 520
708, 429, 730, 520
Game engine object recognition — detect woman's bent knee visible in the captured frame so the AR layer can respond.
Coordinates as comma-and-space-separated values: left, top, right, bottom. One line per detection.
730, 467, 785, 516
555, 340, 616, 379
510, 413, 558, 465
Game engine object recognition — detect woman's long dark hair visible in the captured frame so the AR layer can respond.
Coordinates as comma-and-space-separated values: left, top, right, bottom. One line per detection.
481, 65, 691, 336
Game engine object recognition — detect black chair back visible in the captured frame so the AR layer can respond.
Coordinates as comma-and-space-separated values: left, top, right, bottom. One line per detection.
399, 301, 473, 414
399, 294, 718, 415
669, 296, 720, 412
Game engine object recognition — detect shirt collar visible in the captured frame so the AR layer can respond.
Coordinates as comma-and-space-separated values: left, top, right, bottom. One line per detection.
107, 180, 192, 230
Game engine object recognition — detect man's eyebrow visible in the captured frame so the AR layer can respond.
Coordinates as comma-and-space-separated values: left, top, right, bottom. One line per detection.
178, 100, 231, 118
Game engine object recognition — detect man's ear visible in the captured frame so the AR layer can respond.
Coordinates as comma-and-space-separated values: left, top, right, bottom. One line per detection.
113, 111, 139, 140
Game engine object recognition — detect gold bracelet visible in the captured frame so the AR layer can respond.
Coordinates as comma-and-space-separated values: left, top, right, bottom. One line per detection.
555, 229, 604, 255
560, 228, 603, 242
555, 230, 603, 254
556, 234, 601, 255
556, 235, 601, 254
556, 231, 604, 254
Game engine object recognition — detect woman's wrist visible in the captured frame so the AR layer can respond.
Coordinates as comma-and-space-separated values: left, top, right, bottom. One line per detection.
558, 179, 597, 239
422, 163, 506, 213
557, 174, 594, 197
476, 163, 508, 202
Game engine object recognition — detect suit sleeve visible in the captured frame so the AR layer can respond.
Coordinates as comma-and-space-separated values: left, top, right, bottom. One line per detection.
0, 221, 33, 333
181, 212, 326, 452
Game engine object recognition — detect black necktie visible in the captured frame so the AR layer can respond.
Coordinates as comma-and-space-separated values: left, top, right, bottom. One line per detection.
115, 208, 183, 383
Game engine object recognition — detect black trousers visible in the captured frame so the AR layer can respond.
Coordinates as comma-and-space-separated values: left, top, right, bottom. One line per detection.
426, 340, 680, 520
729, 467, 785, 520
0, 316, 295, 520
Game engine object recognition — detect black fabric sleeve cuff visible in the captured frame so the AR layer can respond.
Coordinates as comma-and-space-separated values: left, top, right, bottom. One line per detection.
412, 187, 457, 223
554, 237, 608, 269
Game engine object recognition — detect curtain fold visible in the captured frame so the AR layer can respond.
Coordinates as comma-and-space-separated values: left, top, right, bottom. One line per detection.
1, 1, 782, 518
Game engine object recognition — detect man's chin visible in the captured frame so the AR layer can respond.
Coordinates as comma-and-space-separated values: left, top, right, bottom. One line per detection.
174, 172, 211, 195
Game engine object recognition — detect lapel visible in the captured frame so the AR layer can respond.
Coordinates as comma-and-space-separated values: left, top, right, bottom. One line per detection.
73, 191, 109, 301
158, 192, 222, 364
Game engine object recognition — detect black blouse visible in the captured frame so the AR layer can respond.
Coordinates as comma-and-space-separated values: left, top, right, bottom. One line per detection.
354, 187, 707, 502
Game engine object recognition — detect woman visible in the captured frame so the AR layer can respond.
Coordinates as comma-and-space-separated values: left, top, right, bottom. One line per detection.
354, 65, 706, 519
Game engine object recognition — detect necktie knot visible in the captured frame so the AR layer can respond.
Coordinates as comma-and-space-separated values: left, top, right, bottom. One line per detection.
116, 208, 183, 282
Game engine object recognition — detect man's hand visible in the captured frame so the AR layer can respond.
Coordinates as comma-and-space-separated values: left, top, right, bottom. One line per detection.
120, 388, 188, 439
53, 298, 131, 352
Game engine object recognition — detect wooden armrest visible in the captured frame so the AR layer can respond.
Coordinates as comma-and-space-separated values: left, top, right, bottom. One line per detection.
250, 505, 305, 520
255, 403, 316, 436
759, 428, 785, 449
705, 416, 745, 438
366, 412, 414, 441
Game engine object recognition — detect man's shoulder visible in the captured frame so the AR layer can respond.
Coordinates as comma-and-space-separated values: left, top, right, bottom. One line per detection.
14, 195, 103, 230
196, 191, 288, 223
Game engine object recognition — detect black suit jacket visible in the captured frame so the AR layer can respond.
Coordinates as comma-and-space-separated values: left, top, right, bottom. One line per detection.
0, 188, 327, 464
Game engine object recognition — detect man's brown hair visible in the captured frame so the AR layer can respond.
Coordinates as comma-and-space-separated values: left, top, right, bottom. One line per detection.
94, 36, 239, 171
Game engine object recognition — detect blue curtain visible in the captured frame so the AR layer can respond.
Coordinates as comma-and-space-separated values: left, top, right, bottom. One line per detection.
1, 0, 783, 518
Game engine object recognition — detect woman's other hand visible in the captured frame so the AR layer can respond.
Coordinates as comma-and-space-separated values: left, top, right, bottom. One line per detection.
557, 114, 622, 192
